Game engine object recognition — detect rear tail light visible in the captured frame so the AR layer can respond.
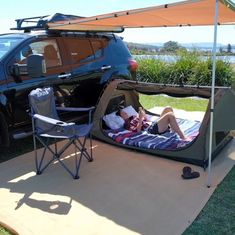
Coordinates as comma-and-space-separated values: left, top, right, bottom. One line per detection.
128, 59, 138, 71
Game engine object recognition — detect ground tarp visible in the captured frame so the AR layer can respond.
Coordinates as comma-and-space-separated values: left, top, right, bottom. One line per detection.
0, 137, 234, 235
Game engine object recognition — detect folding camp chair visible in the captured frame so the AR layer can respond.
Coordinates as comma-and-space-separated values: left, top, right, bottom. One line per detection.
28, 87, 95, 179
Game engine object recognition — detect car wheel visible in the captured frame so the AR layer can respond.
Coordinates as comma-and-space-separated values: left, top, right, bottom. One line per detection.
0, 111, 10, 147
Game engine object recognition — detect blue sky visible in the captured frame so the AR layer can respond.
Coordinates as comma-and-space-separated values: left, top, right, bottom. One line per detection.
1, 0, 235, 45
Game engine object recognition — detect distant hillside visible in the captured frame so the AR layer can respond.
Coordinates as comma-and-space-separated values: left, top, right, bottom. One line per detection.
126, 42, 159, 50
126, 41, 235, 52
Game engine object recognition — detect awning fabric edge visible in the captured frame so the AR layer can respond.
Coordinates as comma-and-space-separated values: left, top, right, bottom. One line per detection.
47, 0, 235, 32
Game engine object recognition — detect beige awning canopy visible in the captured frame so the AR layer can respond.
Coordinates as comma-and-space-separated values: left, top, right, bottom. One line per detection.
47, 0, 234, 188
47, 0, 235, 32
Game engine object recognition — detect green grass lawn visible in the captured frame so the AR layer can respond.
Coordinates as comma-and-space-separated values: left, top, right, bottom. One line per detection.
139, 94, 208, 112
183, 166, 235, 235
0, 95, 234, 235
0, 227, 12, 235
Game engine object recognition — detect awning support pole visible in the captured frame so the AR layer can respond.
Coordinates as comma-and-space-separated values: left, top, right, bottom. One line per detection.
207, 0, 219, 188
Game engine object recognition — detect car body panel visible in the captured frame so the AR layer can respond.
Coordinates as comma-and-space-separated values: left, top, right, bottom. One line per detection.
0, 31, 135, 146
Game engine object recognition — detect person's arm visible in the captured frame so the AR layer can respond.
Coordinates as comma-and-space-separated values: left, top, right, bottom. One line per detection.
125, 116, 141, 132
136, 109, 146, 132
136, 119, 143, 132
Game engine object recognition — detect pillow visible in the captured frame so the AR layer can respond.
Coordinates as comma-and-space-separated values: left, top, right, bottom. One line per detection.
103, 111, 125, 130
121, 105, 138, 117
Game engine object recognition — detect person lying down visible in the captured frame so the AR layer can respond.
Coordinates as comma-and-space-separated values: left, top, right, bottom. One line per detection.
116, 106, 187, 140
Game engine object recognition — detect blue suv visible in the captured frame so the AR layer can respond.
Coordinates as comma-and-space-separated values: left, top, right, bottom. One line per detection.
0, 15, 137, 147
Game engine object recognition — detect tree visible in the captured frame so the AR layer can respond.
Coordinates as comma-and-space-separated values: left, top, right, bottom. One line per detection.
161, 41, 182, 53
219, 47, 223, 53
227, 43, 232, 53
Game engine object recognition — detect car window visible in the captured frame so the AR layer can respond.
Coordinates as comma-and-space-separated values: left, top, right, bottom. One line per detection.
90, 38, 108, 59
65, 38, 94, 64
14, 45, 33, 64
42, 41, 62, 68
0, 36, 24, 60
14, 39, 62, 68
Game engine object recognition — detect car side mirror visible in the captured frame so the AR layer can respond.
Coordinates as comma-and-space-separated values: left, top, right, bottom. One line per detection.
10, 54, 46, 83
27, 54, 46, 78
10, 64, 26, 83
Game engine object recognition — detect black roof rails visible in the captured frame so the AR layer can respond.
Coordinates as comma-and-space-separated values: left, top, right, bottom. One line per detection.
11, 13, 85, 33
11, 15, 50, 32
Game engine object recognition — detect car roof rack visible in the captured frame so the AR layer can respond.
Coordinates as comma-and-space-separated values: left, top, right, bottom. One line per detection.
11, 15, 50, 32
11, 13, 85, 33
10, 13, 123, 33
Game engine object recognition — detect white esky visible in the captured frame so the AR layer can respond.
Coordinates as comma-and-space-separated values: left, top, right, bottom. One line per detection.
1, 0, 235, 45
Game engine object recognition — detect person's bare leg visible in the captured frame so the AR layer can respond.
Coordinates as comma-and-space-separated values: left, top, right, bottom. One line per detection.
160, 106, 174, 117
157, 112, 186, 139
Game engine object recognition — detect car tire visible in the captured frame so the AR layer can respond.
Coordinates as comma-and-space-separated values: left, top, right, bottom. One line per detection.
0, 111, 10, 147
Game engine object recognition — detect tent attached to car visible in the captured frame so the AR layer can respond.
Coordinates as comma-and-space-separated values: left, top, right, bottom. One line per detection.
47, 0, 235, 185
92, 79, 235, 168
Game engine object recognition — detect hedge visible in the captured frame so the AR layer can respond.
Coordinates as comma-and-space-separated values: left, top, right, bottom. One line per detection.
136, 51, 235, 86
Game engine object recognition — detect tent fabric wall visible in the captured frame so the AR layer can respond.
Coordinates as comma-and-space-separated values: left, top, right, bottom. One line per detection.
213, 89, 235, 131
92, 79, 234, 167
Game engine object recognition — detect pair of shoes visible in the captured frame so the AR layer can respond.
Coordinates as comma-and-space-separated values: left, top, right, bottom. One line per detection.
181, 166, 200, 179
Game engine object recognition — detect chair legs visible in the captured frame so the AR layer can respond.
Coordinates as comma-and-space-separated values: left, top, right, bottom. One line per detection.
74, 136, 93, 179
75, 136, 93, 162
33, 135, 93, 179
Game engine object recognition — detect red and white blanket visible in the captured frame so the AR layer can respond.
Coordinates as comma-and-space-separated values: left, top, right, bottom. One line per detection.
106, 118, 200, 150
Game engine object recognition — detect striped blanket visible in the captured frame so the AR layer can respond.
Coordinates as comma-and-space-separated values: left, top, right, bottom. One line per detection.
107, 118, 201, 150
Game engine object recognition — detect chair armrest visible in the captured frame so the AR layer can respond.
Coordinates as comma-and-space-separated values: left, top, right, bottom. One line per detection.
57, 106, 95, 124
56, 106, 95, 112
33, 114, 75, 127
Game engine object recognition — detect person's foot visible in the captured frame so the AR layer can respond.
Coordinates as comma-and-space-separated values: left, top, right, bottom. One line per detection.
182, 136, 193, 141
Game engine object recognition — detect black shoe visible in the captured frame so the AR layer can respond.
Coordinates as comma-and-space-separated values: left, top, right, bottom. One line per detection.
181, 166, 200, 180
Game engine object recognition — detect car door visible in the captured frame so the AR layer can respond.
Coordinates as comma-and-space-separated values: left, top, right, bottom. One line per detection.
5, 37, 72, 129
62, 36, 111, 106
